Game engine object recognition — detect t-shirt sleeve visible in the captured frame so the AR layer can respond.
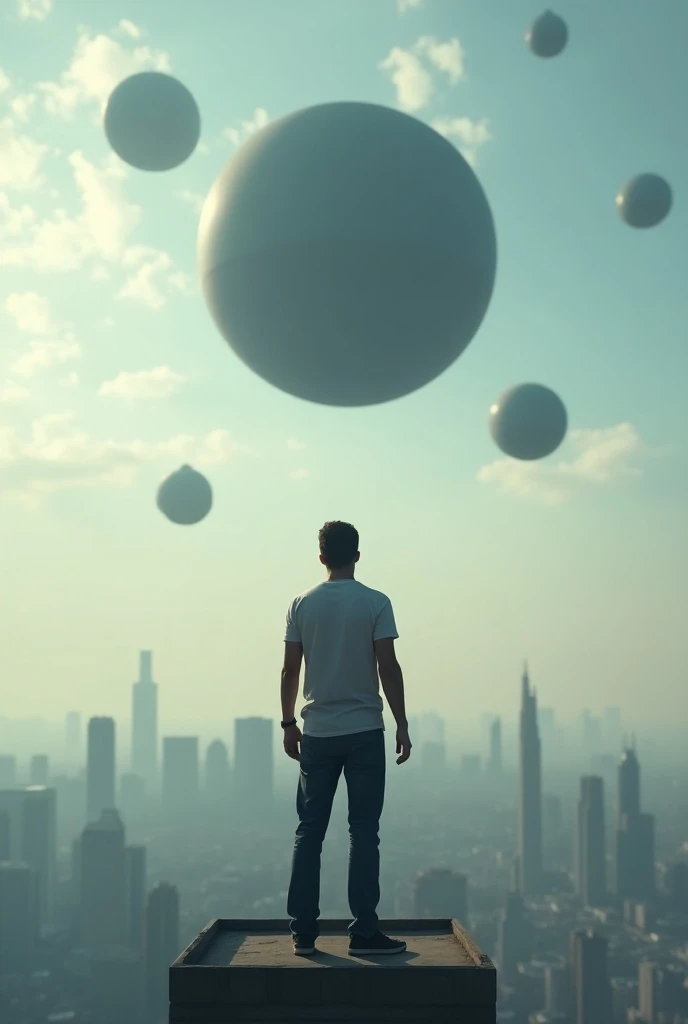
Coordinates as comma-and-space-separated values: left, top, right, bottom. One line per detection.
284, 600, 301, 643
373, 598, 399, 641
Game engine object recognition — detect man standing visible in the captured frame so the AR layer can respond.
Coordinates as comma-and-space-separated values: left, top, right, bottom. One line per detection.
281, 521, 412, 956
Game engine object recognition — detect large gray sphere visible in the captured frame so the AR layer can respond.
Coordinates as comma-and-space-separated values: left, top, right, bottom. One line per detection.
198, 101, 497, 407
616, 174, 673, 229
104, 72, 200, 172
489, 383, 568, 461
526, 11, 568, 58
156, 465, 212, 525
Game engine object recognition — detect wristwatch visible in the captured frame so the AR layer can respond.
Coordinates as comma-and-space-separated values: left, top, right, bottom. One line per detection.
281, 717, 297, 729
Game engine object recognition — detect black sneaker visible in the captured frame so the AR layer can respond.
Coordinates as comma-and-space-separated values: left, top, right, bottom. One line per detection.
292, 935, 316, 956
348, 930, 407, 955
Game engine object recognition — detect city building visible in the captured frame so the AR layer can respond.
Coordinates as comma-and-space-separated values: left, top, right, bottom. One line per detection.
79, 808, 126, 949
162, 737, 200, 815
125, 844, 147, 950
517, 662, 542, 896
0, 863, 39, 971
488, 716, 502, 774
145, 882, 180, 1024
544, 961, 570, 1016
233, 718, 273, 817
131, 650, 158, 791
638, 960, 685, 1023
205, 739, 230, 806
616, 747, 655, 904
0, 786, 57, 925
29, 754, 49, 786
570, 929, 612, 1024
86, 717, 116, 825
497, 892, 531, 987
575, 775, 607, 906
0, 755, 17, 788
421, 740, 447, 772
413, 868, 468, 921
665, 861, 688, 914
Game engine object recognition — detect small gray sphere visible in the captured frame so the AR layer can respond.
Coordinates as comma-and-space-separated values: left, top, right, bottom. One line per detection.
198, 101, 497, 407
616, 174, 673, 229
489, 383, 568, 461
156, 465, 212, 525
104, 72, 200, 172
526, 11, 568, 58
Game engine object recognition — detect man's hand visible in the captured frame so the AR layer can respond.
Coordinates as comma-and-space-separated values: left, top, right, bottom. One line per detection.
283, 723, 303, 761
395, 726, 412, 765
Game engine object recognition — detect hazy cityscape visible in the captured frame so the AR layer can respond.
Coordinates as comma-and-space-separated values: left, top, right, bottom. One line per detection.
0, 651, 685, 1022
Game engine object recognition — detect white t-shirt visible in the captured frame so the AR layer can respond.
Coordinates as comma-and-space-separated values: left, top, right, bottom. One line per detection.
284, 578, 399, 738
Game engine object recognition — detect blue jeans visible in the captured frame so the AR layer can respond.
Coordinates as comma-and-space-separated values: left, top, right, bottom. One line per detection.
287, 728, 386, 939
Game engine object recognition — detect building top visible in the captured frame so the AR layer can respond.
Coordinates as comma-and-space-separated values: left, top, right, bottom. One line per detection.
170, 918, 496, 1023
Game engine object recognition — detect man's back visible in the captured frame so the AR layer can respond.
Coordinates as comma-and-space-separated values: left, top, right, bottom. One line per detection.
285, 578, 398, 737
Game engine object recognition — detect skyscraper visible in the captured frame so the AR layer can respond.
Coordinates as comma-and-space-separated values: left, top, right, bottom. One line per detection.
638, 961, 684, 1024
575, 776, 607, 907
517, 662, 542, 896
145, 882, 180, 1024
0, 755, 17, 788
79, 808, 126, 949
0, 786, 57, 926
413, 868, 468, 921
234, 718, 273, 817
162, 738, 200, 815
125, 845, 147, 950
497, 892, 531, 987
131, 650, 158, 790
29, 755, 49, 786
205, 740, 230, 806
570, 929, 612, 1024
616, 746, 655, 904
488, 716, 502, 774
86, 717, 116, 824
0, 863, 39, 970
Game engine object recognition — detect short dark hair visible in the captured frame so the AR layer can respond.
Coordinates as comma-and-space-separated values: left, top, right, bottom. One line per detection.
319, 521, 359, 570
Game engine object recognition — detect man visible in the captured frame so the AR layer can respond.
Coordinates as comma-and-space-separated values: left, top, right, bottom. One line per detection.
280, 520, 412, 957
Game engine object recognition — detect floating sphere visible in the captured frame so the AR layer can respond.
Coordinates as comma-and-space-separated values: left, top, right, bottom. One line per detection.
156, 465, 212, 525
526, 11, 568, 58
198, 101, 497, 407
489, 383, 568, 461
104, 72, 201, 172
616, 174, 673, 229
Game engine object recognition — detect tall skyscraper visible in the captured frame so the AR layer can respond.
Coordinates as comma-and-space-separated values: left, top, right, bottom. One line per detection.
162, 738, 200, 815
29, 755, 49, 786
497, 892, 531, 987
488, 716, 502, 774
79, 808, 126, 949
616, 746, 655, 904
570, 929, 612, 1024
205, 740, 230, 806
234, 718, 273, 817
517, 662, 542, 896
0, 755, 17, 788
65, 711, 81, 762
86, 717, 116, 824
145, 882, 180, 1024
0, 786, 57, 925
413, 868, 468, 921
124, 845, 147, 950
638, 961, 684, 1024
0, 863, 39, 970
131, 650, 158, 790
575, 776, 607, 907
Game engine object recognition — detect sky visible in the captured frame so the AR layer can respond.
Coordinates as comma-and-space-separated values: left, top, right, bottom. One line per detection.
0, 0, 686, 738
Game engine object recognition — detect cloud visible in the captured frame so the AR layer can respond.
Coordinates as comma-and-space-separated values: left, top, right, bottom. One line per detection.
117, 246, 192, 309
0, 117, 49, 190
0, 68, 11, 94
379, 36, 465, 111
289, 469, 310, 481
431, 116, 492, 166
224, 107, 270, 147
477, 424, 646, 505
18, 0, 53, 21
0, 414, 244, 502
117, 20, 142, 39
287, 437, 306, 451
59, 371, 79, 389
0, 380, 30, 403
9, 94, 37, 122
398, 0, 424, 11
5, 291, 56, 334
99, 366, 186, 400
176, 189, 205, 213
38, 28, 171, 118
9, 336, 81, 378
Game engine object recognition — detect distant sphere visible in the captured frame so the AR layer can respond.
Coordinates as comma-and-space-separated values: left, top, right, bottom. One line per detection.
526, 11, 568, 58
156, 465, 212, 525
489, 383, 568, 461
104, 72, 201, 172
198, 101, 497, 407
616, 174, 673, 229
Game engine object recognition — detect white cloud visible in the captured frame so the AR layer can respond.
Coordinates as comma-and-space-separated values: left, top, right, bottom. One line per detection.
431, 116, 492, 166
5, 291, 56, 334
10, 93, 37, 122
287, 437, 306, 451
477, 424, 645, 505
0, 380, 30, 403
0, 413, 242, 500
289, 469, 310, 481
0, 68, 11, 94
416, 36, 465, 84
9, 336, 81, 378
0, 117, 48, 190
378, 48, 434, 112
118, 245, 172, 310
168, 270, 195, 296
38, 28, 171, 118
59, 370, 79, 389
177, 189, 205, 213
398, 0, 424, 11
117, 20, 142, 39
99, 366, 186, 400
224, 107, 270, 147
18, 0, 52, 22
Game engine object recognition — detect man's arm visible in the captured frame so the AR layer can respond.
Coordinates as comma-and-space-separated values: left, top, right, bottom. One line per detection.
374, 637, 411, 764
281, 642, 303, 722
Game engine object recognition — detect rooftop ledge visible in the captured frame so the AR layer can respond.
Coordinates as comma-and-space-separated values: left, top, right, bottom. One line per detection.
170, 917, 497, 1023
